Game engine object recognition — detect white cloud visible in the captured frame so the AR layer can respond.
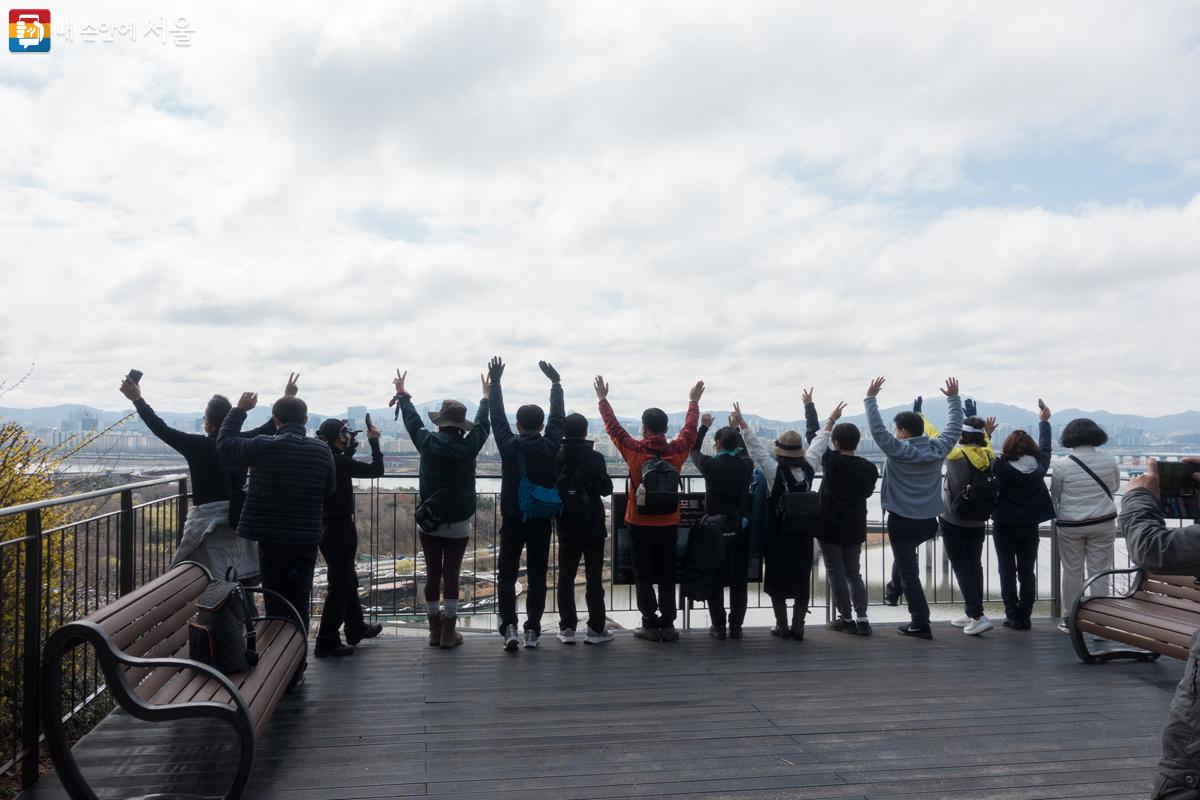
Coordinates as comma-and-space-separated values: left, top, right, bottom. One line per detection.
1, 1, 1198, 420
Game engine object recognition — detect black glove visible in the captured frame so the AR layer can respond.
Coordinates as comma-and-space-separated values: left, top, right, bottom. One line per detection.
538, 360, 560, 383
488, 356, 505, 383
912, 395, 923, 414
964, 398, 977, 417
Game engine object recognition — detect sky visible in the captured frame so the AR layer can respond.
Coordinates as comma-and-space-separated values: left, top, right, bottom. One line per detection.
2, 1, 1199, 421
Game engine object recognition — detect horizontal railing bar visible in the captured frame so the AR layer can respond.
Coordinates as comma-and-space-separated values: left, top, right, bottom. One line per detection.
0, 474, 187, 519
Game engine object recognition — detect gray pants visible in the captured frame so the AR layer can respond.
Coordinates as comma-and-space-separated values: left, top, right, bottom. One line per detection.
1057, 520, 1116, 616
1153, 631, 1200, 798
820, 541, 867, 620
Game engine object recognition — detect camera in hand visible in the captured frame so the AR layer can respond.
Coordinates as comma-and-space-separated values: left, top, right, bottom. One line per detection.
1158, 461, 1200, 519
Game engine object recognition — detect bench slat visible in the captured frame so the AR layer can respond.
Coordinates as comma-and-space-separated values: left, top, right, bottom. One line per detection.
90, 567, 208, 633
1078, 606, 1196, 649
1076, 618, 1190, 659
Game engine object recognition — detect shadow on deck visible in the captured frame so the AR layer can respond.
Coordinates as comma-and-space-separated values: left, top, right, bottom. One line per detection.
21, 623, 1183, 800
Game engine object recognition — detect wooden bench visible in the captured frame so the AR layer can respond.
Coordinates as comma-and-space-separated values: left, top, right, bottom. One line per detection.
40, 561, 307, 800
1068, 568, 1200, 664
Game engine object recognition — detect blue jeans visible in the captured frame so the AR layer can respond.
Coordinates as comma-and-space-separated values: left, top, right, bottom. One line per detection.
886, 514, 937, 628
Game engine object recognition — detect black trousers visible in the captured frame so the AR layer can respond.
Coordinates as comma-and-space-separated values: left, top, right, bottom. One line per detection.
993, 523, 1040, 624
258, 541, 318, 683
940, 519, 986, 619
885, 514, 937, 628
316, 520, 366, 647
558, 534, 607, 633
630, 524, 678, 628
497, 517, 552, 634
708, 530, 749, 629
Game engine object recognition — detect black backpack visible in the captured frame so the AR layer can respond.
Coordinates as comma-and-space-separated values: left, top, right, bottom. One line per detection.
638, 452, 681, 515
949, 461, 999, 522
776, 464, 819, 537
556, 458, 594, 528
188, 570, 259, 674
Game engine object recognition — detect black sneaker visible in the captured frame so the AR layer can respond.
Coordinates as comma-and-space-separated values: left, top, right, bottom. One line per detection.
1002, 618, 1018, 629
883, 593, 901, 607
503, 623, 520, 651
855, 620, 872, 636
771, 624, 792, 639
633, 626, 662, 642
729, 625, 743, 640
709, 626, 727, 640
346, 623, 383, 646
789, 619, 805, 641
826, 618, 851, 633
314, 643, 354, 658
659, 626, 679, 642
897, 624, 933, 640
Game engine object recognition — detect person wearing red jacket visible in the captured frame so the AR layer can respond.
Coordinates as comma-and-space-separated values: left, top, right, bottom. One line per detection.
595, 375, 704, 642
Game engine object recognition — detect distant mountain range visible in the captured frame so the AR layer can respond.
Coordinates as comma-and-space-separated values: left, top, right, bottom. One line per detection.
5, 399, 1200, 435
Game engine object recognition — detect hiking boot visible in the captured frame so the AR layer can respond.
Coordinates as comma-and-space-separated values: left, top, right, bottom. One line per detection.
439, 615, 463, 649
789, 618, 805, 641
659, 626, 679, 642
709, 625, 727, 640
314, 642, 354, 658
503, 624, 520, 651
771, 624, 792, 639
427, 612, 442, 647
584, 627, 614, 645
729, 625, 743, 640
347, 623, 383, 647
524, 629, 540, 649
855, 620, 872, 636
557, 627, 577, 644
964, 616, 993, 636
897, 624, 933, 640
633, 626, 662, 642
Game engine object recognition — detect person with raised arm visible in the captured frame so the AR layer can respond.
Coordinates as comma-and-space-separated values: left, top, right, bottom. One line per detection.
864, 376, 963, 639
732, 400, 823, 640
805, 397, 881, 635
488, 356, 566, 652
992, 403, 1055, 631
118, 372, 281, 580
1120, 458, 1200, 798
394, 369, 491, 650
596, 375, 703, 642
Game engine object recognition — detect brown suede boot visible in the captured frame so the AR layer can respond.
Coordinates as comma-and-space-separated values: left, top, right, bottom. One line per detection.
427, 612, 442, 647
439, 614, 463, 649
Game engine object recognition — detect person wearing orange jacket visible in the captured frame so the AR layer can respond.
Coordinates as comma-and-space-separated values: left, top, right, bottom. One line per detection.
595, 375, 704, 642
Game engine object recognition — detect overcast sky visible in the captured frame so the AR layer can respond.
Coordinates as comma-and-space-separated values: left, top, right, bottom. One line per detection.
2, 2, 1198, 421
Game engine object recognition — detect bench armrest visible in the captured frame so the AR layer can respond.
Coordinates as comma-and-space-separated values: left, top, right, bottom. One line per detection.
1078, 566, 1143, 602
244, 585, 307, 637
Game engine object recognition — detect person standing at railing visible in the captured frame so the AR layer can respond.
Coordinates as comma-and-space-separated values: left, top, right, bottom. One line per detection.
488, 356, 566, 652
118, 373, 281, 581
806, 399, 880, 636
864, 376, 963, 640
992, 405, 1055, 631
218, 388, 335, 689
394, 369, 491, 650
312, 415, 385, 658
938, 412, 998, 636
595, 374, 703, 643
1119, 458, 1200, 800
732, 401, 822, 640
1051, 417, 1121, 633
689, 416, 753, 640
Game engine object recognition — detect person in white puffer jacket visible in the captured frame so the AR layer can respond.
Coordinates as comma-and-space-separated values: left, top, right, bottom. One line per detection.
1050, 417, 1121, 632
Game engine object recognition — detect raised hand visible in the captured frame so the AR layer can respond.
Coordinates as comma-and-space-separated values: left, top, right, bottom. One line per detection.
940, 377, 960, 397
119, 376, 141, 403
481, 373, 491, 398
594, 375, 609, 401
1039, 402, 1052, 423
963, 398, 977, 418
1127, 459, 1160, 497
237, 392, 258, 411
866, 377, 886, 398
488, 356, 505, 383
730, 402, 748, 430
689, 381, 706, 402
285, 372, 300, 397
701, 412, 715, 428
829, 401, 847, 422
984, 416, 998, 435
366, 415, 380, 440
913, 395, 923, 414
393, 369, 407, 395
538, 360, 560, 383
801, 387, 813, 405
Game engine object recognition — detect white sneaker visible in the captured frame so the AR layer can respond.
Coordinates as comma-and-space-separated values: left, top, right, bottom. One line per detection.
951, 614, 972, 628
964, 616, 994, 636
503, 624, 520, 651
524, 629, 540, 649
557, 628, 576, 644
1057, 620, 1070, 634
584, 627, 614, 645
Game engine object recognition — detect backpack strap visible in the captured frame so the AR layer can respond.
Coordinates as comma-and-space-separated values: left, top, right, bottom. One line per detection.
1068, 455, 1114, 499
515, 443, 529, 480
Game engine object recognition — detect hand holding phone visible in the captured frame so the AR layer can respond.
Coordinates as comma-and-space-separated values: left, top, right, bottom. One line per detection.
128, 369, 143, 384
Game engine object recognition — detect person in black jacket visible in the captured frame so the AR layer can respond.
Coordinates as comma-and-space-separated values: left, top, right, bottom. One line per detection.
992, 403, 1055, 630
807, 401, 880, 635
119, 373, 282, 580
218, 389, 335, 684
555, 413, 614, 645
312, 414, 385, 658
690, 415, 753, 640
489, 356, 566, 651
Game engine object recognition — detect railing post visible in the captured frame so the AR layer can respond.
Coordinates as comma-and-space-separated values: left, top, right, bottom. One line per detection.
176, 478, 188, 547
1049, 522, 1062, 620
21, 509, 43, 789
119, 489, 134, 596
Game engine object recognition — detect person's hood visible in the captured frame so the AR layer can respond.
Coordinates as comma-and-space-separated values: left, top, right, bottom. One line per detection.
560, 437, 595, 452
639, 432, 670, 452
1010, 454, 1039, 474
949, 443, 994, 471
425, 430, 475, 459
831, 452, 880, 491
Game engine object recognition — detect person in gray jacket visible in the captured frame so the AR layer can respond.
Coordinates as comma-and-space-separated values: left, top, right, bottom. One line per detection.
864, 376, 963, 639
1121, 457, 1200, 799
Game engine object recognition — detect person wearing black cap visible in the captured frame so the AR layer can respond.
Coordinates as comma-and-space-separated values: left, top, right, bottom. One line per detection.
313, 412, 386, 658
487, 356, 566, 651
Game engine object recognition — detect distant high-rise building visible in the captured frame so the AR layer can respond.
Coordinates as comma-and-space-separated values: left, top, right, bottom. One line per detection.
347, 406, 368, 425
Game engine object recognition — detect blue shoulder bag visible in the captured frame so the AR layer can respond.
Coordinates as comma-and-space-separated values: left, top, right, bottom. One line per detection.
517, 445, 563, 521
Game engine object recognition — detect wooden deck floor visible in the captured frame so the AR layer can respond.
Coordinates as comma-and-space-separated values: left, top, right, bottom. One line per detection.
23, 623, 1184, 800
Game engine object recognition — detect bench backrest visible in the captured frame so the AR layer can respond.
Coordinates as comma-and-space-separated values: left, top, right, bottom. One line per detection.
1137, 573, 1200, 608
